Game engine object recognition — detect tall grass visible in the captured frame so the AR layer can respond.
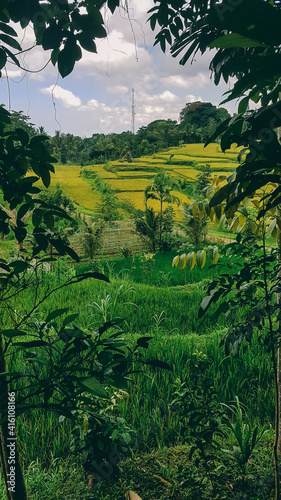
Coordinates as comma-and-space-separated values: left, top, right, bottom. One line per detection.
1, 254, 274, 471
120, 330, 274, 451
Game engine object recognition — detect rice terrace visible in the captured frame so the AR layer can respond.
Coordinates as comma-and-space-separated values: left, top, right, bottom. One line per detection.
45, 143, 239, 216
1, 1, 281, 500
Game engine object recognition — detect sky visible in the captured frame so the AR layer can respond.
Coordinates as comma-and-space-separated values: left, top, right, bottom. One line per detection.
0, 0, 236, 137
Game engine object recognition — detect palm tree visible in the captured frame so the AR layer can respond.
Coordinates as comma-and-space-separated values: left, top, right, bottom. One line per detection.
179, 202, 207, 248
76, 219, 104, 260
145, 171, 180, 247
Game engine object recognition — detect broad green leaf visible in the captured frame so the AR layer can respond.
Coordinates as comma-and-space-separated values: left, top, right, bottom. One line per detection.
14, 340, 50, 348
198, 288, 223, 318
58, 37, 77, 78
198, 207, 205, 220
0, 47, 7, 69
0, 371, 22, 378
51, 47, 60, 66
210, 185, 233, 208
186, 251, 196, 270
43, 211, 54, 230
98, 319, 123, 335
0, 22, 17, 36
208, 246, 219, 264
145, 360, 172, 371
172, 255, 180, 267
209, 33, 265, 49
266, 218, 276, 239
191, 202, 198, 217
1, 329, 26, 338
0, 34, 21, 50
238, 96, 249, 115
14, 227, 27, 244
75, 271, 110, 283
17, 203, 30, 220
250, 92, 260, 103
42, 24, 63, 50
39, 166, 51, 188
214, 204, 224, 221
107, 0, 120, 14
238, 215, 247, 227
78, 377, 108, 398
46, 308, 68, 323
62, 314, 79, 328
105, 374, 128, 390
231, 217, 240, 232
178, 253, 187, 270
196, 250, 206, 269
137, 336, 153, 349
9, 260, 30, 274
77, 32, 97, 53
15, 127, 29, 146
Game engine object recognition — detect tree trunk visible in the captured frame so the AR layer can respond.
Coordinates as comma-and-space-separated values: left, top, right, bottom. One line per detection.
275, 114, 281, 499
0, 334, 27, 500
159, 198, 163, 249
275, 207, 281, 500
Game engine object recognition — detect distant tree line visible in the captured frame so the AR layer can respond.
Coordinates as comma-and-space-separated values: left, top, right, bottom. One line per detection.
7, 101, 230, 165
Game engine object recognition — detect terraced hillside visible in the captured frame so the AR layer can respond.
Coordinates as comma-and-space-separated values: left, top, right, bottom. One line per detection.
43, 143, 240, 217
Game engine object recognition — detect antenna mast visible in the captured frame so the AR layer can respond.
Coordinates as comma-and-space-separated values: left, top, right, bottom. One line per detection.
131, 88, 136, 134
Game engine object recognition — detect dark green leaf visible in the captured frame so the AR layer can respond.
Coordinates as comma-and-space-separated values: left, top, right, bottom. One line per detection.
43, 211, 54, 230
145, 360, 172, 370
14, 341, 50, 348
39, 166, 51, 188
9, 260, 29, 274
58, 36, 77, 78
15, 127, 29, 146
0, 22, 17, 36
51, 47, 60, 66
238, 97, 249, 115
0, 34, 21, 50
199, 288, 226, 318
75, 271, 110, 283
105, 374, 128, 390
14, 226, 27, 244
108, 0, 120, 14
0, 47, 7, 69
62, 314, 79, 327
0, 371, 23, 378
137, 337, 153, 349
4, 47, 20, 66
1, 329, 27, 338
209, 184, 234, 207
46, 308, 68, 323
209, 33, 264, 49
42, 24, 63, 50
17, 203, 30, 220
99, 320, 122, 334
77, 32, 97, 53
32, 208, 43, 227
78, 377, 108, 398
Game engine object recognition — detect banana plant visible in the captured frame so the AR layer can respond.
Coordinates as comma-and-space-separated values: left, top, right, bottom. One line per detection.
172, 246, 219, 284
187, 179, 280, 240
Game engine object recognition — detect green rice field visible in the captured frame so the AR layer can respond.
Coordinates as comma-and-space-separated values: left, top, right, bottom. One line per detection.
37, 143, 240, 217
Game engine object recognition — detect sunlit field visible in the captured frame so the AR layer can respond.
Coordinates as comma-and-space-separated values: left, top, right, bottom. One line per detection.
36, 144, 240, 217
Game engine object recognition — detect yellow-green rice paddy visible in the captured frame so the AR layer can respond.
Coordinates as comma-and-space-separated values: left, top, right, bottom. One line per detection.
42, 143, 241, 216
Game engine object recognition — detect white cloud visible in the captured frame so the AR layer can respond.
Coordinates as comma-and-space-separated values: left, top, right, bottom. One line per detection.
80, 99, 112, 112
185, 95, 203, 103
107, 84, 129, 95
1, 69, 23, 79
161, 73, 209, 89
0, 0, 238, 136
40, 85, 82, 108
